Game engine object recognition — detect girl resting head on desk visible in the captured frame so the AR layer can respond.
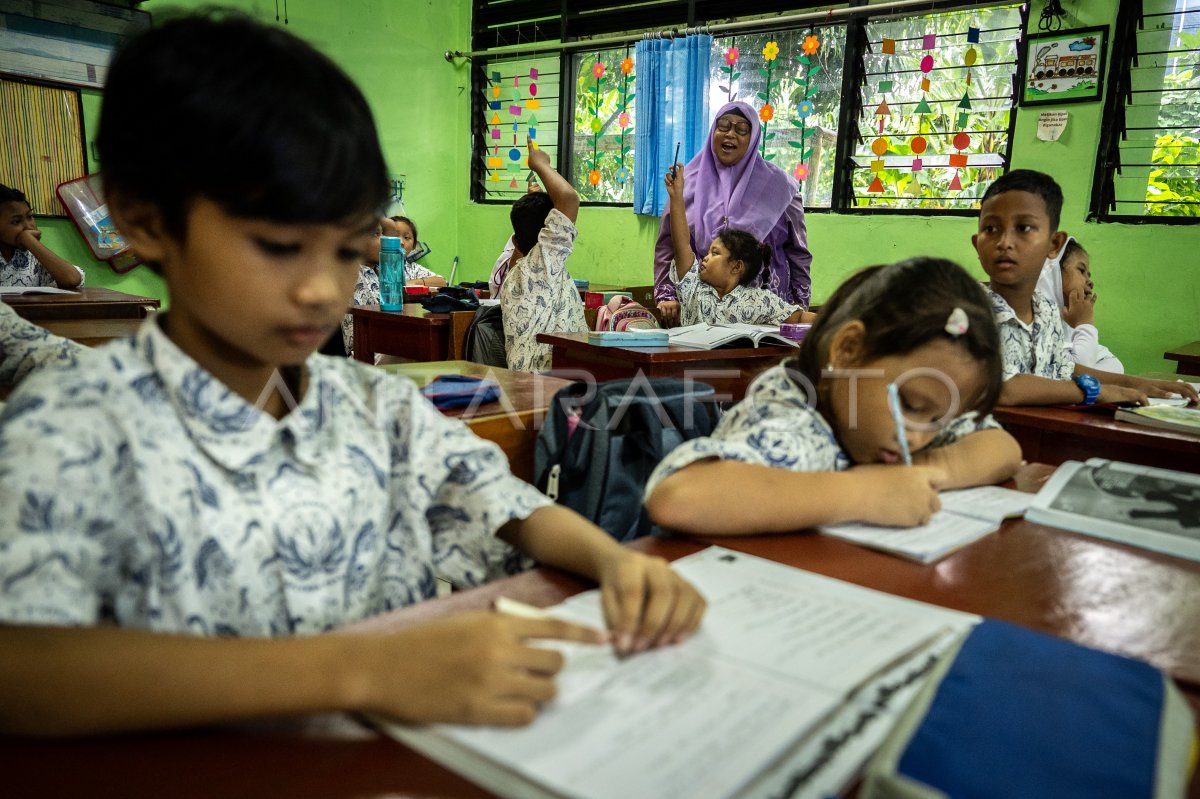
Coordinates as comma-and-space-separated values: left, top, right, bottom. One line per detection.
0, 11, 704, 738
645, 256, 1023, 535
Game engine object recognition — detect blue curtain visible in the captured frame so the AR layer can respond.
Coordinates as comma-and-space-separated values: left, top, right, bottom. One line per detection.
633, 35, 712, 217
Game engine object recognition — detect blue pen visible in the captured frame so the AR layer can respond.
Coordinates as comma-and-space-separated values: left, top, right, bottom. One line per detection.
887, 383, 912, 466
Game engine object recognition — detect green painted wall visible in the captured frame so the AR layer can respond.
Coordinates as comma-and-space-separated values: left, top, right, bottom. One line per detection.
41, 0, 1194, 372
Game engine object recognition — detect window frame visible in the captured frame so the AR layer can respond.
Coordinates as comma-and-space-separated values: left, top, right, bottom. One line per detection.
469, 0, 1029, 214
1089, 0, 1200, 225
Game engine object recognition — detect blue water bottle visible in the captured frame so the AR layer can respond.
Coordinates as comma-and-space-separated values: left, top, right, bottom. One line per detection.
378, 235, 404, 312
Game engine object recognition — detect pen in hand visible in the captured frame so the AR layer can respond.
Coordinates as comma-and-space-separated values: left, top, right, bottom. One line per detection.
671, 141, 681, 176
887, 383, 913, 466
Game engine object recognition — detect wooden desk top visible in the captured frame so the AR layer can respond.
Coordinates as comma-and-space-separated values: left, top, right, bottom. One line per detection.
537, 331, 794, 364
350, 303, 451, 325
381, 360, 574, 422
994, 403, 1200, 457
2, 287, 160, 320
1166, 341, 1200, 361
7, 470, 1200, 798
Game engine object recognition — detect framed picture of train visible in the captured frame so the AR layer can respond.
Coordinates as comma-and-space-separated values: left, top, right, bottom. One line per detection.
1022, 26, 1108, 106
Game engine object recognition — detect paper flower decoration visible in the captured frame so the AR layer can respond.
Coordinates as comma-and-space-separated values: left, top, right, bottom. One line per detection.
592, 62, 605, 79
615, 166, 630, 184
759, 103, 774, 123
618, 112, 631, 129
590, 118, 603, 134
588, 169, 601, 186
620, 57, 633, 75
802, 35, 820, 55
796, 100, 814, 119
793, 163, 808, 181
725, 46, 740, 65
763, 41, 779, 61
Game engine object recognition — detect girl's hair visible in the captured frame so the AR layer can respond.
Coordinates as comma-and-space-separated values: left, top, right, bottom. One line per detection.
791, 257, 1004, 415
1060, 239, 1087, 265
97, 12, 388, 239
715, 229, 771, 286
391, 215, 417, 241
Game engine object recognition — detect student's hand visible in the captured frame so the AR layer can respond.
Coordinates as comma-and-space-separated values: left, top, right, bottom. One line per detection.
1098, 384, 1149, 406
663, 163, 685, 199
527, 136, 550, 174
1134, 377, 1200, 404
1062, 287, 1095, 328
16, 228, 42, 247
656, 300, 681, 327
360, 612, 607, 726
849, 465, 942, 527
595, 550, 706, 655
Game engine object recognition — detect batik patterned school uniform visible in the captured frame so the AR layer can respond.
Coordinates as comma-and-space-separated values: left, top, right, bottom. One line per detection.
499, 209, 587, 373
0, 248, 85, 288
341, 263, 380, 356
671, 261, 801, 327
0, 302, 85, 411
986, 288, 1073, 380
645, 363, 1001, 496
405, 258, 438, 282
0, 318, 550, 634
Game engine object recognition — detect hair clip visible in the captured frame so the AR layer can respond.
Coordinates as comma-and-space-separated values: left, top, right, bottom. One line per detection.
945, 307, 969, 337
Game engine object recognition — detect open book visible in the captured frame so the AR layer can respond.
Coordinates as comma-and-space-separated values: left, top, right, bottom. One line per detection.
1026, 459, 1200, 562
666, 323, 798, 350
380, 546, 977, 799
818, 486, 1033, 564
1115, 404, 1200, 436
0, 286, 79, 296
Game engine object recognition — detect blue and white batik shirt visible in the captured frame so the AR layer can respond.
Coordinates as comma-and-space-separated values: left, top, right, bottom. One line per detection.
987, 288, 1074, 381
0, 317, 551, 636
0, 248, 85, 288
0, 300, 86, 395
671, 261, 800, 327
646, 363, 1001, 497
500, 209, 587, 373
341, 263, 380, 356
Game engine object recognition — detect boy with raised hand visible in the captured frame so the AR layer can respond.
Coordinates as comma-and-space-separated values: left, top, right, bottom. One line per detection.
0, 184, 85, 289
499, 139, 588, 372
0, 12, 704, 737
972, 169, 1196, 407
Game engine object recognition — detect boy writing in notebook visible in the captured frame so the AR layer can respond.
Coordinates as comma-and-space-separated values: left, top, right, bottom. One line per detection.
0, 13, 703, 737
973, 170, 1196, 407
499, 140, 587, 372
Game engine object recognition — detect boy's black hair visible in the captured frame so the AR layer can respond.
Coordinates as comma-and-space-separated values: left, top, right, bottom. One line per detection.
97, 12, 388, 239
391, 215, 418, 241
714, 228, 771, 286
979, 169, 1063, 231
0, 184, 29, 208
1061, 239, 1086, 263
510, 192, 554, 254
790, 257, 1004, 416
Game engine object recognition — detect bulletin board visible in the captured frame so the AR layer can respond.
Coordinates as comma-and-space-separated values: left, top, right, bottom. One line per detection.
0, 75, 87, 217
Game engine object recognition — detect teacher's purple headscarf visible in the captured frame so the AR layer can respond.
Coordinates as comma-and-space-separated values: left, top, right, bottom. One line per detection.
682, 100, 797, 252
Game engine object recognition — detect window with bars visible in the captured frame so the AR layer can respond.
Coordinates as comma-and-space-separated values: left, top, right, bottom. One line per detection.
1093, 0, 1200, 221
470, 1, 1026, 214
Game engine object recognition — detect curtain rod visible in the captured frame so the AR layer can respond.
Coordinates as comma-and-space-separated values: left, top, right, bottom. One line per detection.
444, 0, 1006, 61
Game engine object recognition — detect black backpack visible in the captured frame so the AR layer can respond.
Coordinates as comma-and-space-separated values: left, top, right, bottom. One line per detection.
534, 377, 716, 541
464, 304, 507, 368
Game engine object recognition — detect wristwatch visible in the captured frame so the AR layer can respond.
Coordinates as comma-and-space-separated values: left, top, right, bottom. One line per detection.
1073, 373, 1101, 405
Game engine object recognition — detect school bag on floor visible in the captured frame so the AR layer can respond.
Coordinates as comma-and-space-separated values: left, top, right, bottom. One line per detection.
534, 377, 716, 541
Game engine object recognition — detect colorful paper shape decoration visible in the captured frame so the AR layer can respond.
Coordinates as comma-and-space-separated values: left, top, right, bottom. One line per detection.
965, 47, 978, 67
491, 129, 500, 140
879, 80, 894, 93
530, 67, 539, 79
923, 34, 936, 49
529, 83, 538, 97
949, 153, 968, 168
911, 157, 924, 172
949, 172, 963, 191
510, 177, 519, 188
509, 105, 522, 116
870, 158, 885, 173
920, 55, 934, 73
490, 112, 501, 125
967, 27, 981, 44
921, 77, 931, 92
958, 111, 969, 128
868, 175, 885, 193
911, 136, 927, 155
489, 100, 501, 110
487, 156, 502, 168
957, 93, 972, 110
913, 97, 932, 115
508, 148, 521, 161
875, 100, 891, 117
528, 128, 537, 140
492, 86, 501, 99
871, 136, 889, 156
491, 70, 500, 82
525, 98, 540, 109
953, 131, 971, 150
882, 38, 896, 54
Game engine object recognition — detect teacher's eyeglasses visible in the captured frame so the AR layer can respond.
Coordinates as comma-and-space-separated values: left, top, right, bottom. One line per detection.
715, 119, 751, 136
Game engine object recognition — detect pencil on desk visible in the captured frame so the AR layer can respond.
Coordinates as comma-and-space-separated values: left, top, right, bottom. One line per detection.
493, 596, 550, 619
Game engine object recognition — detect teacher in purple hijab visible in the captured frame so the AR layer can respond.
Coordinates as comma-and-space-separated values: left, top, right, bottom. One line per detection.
653, 100, 813, 326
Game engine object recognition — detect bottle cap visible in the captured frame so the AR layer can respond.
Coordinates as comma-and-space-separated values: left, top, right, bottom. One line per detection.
380, 235, 402, 253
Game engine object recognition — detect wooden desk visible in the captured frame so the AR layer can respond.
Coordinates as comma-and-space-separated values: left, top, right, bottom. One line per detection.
7, 471, 1200, 798
995, 404, 1200, 474
3, 287, 159, 346
350, 304, 452, 363
1166, 341, 1200, 377
383, 360, 573, 483
537, 331, 789, 401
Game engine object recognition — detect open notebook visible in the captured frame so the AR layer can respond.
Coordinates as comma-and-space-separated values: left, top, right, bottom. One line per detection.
818, 486, 1034, 564
666, 323, 798, 350
380, 546, 977, 799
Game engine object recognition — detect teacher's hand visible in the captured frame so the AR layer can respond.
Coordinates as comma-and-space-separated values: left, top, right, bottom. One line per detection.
657, 300, 680, 327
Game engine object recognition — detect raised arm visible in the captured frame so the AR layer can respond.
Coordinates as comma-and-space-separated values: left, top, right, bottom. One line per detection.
527, 138, 578, 224
663, 163, 694, 282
